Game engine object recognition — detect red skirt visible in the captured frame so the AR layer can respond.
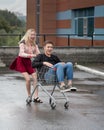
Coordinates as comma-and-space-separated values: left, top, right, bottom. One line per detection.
9, 56, 36, 74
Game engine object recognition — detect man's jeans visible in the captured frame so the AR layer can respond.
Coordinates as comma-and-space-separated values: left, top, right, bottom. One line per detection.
44, 62, 73, 83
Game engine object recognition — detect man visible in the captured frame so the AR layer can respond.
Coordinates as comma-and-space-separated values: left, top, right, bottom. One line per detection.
32, 40, 76, 92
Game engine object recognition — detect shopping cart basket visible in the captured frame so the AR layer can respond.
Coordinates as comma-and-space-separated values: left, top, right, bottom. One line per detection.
26, 66, 69, 109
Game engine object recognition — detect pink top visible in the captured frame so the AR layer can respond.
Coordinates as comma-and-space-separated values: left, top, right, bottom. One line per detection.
19, 43, 40, 58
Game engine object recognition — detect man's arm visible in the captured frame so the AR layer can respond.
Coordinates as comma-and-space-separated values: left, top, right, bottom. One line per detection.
32, 54, 43, 68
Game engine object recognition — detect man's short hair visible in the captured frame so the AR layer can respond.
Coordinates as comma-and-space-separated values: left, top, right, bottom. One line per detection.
44, 40, 54, 46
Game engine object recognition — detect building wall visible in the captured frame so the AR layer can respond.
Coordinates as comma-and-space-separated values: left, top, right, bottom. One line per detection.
27, 0, 104, 47
56, 0, 104, 11
40, 0, 56, 34
56, 0, 104, 46
27, 0, 36, 29
39, 0, 57, 45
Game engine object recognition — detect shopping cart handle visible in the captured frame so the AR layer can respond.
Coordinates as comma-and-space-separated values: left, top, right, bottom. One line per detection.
43, 65, 57, 71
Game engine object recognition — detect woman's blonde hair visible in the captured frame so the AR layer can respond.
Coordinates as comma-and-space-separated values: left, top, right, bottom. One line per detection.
18, 28, 36, 45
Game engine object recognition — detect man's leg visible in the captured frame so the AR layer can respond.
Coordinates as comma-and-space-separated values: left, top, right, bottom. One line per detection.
65, 62, 77, 91
65, 62, 73, 85
53, 63, 68, 91
54, 63, 65, 82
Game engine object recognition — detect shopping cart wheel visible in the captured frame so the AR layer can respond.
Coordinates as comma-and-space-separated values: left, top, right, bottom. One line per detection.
26, 97, 32, 105
64, 102, 69, 109
51, 102, 56, 109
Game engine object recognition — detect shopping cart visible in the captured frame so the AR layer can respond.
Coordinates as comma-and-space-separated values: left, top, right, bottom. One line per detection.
26, 66, 69, 109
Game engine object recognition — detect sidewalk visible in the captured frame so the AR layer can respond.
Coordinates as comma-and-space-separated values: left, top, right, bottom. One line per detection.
0, 65, 104, 130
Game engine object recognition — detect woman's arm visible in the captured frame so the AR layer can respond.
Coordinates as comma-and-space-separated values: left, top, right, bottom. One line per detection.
19, 43, 36, 58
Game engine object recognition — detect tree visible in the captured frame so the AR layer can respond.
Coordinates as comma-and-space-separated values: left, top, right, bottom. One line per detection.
0, 9, 26, 46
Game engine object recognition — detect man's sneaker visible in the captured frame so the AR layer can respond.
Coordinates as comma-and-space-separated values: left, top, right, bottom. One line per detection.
60, 85, 71, 92
67, 85, 77, 92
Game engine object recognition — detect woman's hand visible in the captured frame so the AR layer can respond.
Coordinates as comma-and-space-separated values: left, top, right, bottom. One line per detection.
31, 54, 36, 57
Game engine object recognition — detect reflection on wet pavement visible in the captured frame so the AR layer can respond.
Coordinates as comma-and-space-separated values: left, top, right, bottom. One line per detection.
0, 67, 104, 130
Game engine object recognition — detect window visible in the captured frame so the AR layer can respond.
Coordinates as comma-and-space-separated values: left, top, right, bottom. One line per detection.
74, 7, 94, 37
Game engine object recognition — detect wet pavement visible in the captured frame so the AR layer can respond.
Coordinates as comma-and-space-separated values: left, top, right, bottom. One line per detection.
0, 65, 104, 130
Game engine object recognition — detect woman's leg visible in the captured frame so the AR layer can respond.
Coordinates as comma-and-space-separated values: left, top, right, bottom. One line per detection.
31, 72, 38, 98
31, 72, 43, 103
22, 72, 31, 97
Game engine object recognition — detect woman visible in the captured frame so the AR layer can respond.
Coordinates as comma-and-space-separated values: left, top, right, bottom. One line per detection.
10, 28, 42, 103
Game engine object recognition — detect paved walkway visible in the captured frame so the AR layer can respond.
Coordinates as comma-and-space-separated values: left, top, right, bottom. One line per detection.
0, 65, 104, 130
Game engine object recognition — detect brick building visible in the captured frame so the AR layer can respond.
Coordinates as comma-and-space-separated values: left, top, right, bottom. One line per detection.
27, 0, 104, 47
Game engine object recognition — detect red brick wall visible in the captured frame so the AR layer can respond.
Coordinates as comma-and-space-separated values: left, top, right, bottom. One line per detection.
56, 0, 70, 11
94, 17, 104, 28
27, 0, 36, 30
56, 20, 71, 28
94, 40, 104, 46
40, 0, 56, 34
56, 37, 104, 47
39, 0, 57, 45
56, 0, 104, 11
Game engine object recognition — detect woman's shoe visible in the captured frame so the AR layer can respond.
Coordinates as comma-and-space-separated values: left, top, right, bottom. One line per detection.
33, 97, 43, 103
26, 96, 32, 104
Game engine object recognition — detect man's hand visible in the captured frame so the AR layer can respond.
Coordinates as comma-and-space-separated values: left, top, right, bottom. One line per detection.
61, 62, 65, 65
43, 62, 53, 67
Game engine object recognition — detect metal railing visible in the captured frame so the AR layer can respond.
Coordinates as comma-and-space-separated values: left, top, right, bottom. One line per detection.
0, 33, 104, 47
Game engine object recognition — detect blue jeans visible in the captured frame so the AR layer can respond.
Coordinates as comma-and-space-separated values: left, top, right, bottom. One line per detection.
44, 62, 73, 83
